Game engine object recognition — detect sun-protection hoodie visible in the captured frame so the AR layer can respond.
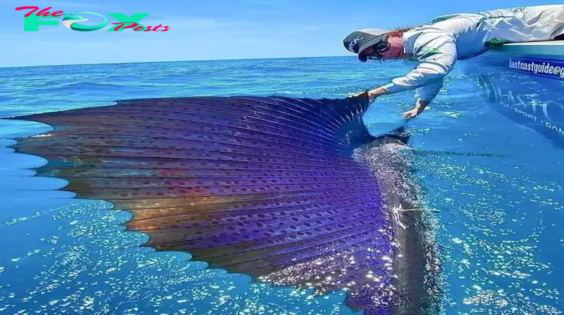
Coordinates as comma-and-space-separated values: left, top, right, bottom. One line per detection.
381, 5, 564, 104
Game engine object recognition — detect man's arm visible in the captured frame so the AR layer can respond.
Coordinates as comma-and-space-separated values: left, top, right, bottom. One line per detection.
366, 33, 458, 105
401, 78, 444, 117
404, 99, 431, 118
366, 86, 390, 102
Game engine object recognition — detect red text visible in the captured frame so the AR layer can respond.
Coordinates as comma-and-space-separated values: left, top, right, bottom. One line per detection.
15, 6, 63, 17
111, 22, 171, 32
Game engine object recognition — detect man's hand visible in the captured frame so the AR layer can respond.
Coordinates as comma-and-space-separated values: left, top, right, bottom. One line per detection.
403, 100, 430, 119
347, 87, 389, 103
347, 91, 378, 103
403, 107, 423, 119
347, 91, 366, 98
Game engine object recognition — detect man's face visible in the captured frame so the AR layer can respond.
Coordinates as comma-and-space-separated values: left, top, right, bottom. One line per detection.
359, 36, 404, 61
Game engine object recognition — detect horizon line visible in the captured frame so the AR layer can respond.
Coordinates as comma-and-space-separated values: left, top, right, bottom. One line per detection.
0, 54, 353, 69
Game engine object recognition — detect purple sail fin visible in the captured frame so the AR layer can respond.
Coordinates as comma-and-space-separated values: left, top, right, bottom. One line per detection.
7, 95, 438, 314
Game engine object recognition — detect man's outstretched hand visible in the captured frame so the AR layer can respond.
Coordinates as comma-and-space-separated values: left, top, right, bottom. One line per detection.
403, 100, 430, 119
347, 88, 388, 104
403, 107, 423, 119
348, 89, 430, 119
346, 91, 367, 98
348, 91, 378, 103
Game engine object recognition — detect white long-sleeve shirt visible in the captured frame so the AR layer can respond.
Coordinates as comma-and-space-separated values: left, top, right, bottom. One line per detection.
381, 5, 564, 103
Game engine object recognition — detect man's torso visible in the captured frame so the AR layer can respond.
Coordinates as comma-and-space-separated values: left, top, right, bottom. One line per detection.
403, 5, 564, 60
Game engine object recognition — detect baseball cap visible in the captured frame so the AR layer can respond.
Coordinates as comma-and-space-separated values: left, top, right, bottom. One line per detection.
343, 29, 390, 62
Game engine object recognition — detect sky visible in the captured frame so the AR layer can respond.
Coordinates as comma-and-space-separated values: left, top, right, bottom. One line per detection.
2, 0, 563, 67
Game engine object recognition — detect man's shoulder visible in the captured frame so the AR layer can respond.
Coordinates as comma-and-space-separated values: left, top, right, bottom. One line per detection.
406, 29, 456, 48
403, 30, 458, 62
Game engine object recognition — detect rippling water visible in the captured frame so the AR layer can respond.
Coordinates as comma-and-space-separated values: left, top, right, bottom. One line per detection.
1, 57, 563, 314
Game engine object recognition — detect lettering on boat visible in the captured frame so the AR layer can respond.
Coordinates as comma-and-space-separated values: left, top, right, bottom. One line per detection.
545, 122, 564, 135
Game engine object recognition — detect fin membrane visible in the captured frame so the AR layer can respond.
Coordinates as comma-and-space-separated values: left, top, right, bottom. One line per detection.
8, 94, 416, 314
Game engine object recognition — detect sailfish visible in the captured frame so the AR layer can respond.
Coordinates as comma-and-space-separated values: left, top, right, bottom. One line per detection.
5, 93, 441, 314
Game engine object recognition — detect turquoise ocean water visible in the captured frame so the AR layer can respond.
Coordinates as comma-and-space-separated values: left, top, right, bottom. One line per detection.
0, 57, 563, 314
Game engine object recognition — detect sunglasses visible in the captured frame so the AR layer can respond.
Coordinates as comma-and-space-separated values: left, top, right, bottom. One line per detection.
359, 34, 391, 61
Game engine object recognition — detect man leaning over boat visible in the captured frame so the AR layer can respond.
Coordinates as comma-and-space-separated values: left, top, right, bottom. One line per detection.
344, 5, 564, 118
